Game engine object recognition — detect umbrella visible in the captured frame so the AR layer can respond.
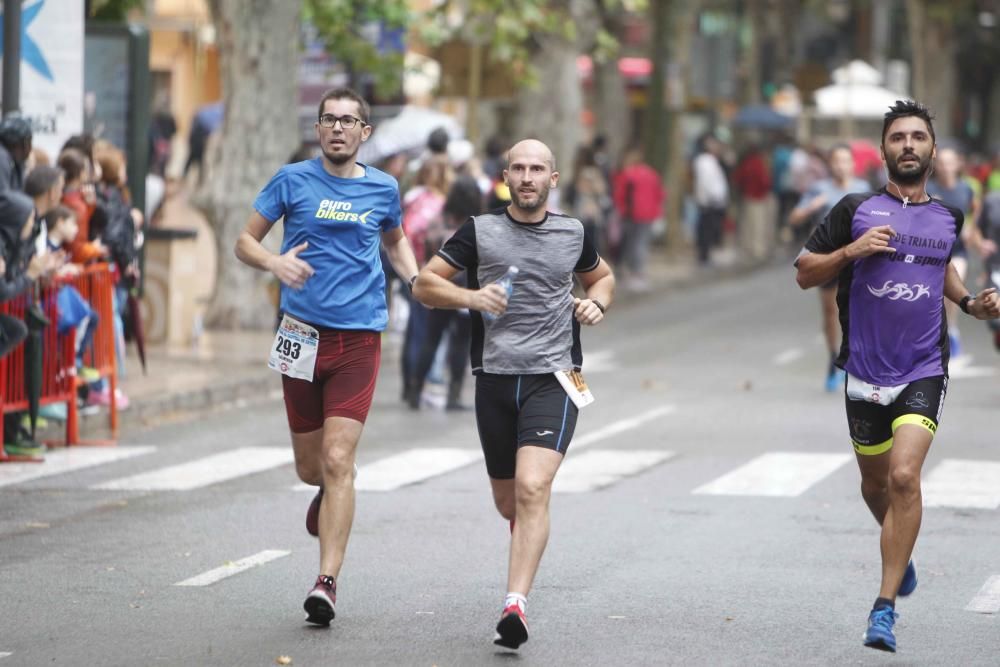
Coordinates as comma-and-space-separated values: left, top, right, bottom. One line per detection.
126, 289, 147, 375
732, 105, 796, 130
23, 301, 49, 439
357, 105, 463, 165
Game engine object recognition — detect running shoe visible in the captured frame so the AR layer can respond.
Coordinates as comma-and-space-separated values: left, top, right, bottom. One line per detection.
862, 606, 898, 652
305, 465, 358, 537
306, 488, 323, 537
304, 575, 336, 626
825, 368, 846, 393
898, 560, 917, 597
493, 604, 529, 650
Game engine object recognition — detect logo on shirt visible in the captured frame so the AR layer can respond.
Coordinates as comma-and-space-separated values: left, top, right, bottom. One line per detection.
315, 199, 375, 224
866, 280, 931, 302
871, 210, 892, 217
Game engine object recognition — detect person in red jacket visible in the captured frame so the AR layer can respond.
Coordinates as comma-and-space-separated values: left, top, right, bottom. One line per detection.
613, 148, 664, 291
733, 143, 775, 262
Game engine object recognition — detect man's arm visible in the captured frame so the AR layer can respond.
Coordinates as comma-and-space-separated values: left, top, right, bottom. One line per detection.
573, 258, 615, 325
380, 226, 419, 290
795, 224, 897, 290
944, 261, 1000, 320
412, 255, 508, 316
234, 210, 313, 289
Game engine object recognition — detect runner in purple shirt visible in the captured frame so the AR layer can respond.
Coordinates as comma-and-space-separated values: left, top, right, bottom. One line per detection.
795, 100, 1000, 654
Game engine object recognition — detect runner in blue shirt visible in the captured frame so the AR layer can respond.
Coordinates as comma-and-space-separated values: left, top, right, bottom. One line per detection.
235, 88, 420, 627
796, 101, 1000, 653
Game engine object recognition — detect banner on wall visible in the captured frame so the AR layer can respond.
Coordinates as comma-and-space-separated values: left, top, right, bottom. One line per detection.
0, 0, 84, 158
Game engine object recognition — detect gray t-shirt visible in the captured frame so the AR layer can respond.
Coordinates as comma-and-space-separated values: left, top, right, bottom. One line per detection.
437, 208, 601, 375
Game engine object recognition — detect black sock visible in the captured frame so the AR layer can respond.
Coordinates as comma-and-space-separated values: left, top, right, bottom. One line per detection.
873, 597, 894, 611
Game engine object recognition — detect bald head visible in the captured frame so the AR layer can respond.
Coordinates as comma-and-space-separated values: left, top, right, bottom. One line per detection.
508, 139, 556, 171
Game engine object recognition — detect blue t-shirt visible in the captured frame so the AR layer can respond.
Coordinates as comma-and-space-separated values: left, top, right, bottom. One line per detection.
254, 158, 402, 330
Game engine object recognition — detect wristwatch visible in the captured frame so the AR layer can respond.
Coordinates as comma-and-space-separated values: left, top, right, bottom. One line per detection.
959, 294, 974, 315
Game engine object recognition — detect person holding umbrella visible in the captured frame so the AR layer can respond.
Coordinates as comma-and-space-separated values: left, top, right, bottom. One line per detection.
0, 190, 64, 456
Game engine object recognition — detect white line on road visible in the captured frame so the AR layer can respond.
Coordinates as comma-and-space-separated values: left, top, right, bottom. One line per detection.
772, 348, 804, 366
573, 405, 676, 450
174, 550, 290, 587
554, 450, 675, 493
923, 459, 1000, 510
0, 446, 156, 489
294, 448, 483, 492
94, 447, 293, 491
693, 452, 851, 497
966, 575, 1000, 614
0, 652, 11, 660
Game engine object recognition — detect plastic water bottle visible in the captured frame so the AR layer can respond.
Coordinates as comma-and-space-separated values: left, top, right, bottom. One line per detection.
483, 266, 519, 321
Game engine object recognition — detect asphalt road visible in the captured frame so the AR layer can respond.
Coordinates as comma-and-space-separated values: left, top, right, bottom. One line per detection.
2, 262, 999, 666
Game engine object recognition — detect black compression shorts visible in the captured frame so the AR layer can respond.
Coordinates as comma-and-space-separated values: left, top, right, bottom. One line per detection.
845, 374, 947, 456
474, 373, 579, 479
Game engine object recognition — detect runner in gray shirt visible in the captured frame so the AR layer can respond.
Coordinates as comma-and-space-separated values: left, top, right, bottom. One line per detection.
413, 139, 615, 650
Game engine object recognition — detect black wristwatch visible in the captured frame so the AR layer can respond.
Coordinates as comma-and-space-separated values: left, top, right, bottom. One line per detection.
959, 294, 974, 315
408, 275, 417, 291
591, 298, 606, 314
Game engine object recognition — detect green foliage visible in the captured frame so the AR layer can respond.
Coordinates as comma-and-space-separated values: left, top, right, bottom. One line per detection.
88, 0, 145, 21
416, 0, 575, 87
304, 0, 411, 97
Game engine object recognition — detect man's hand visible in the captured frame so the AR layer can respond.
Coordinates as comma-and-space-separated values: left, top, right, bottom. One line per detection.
846, 225, 896, 260
267, 241, 314, 289
970, 287, 1000, 320
469, 283, 508, 317
27, 251, 67, 280
573, 298, 604, 325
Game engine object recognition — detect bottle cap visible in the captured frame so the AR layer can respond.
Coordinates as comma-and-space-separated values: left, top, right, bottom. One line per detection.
508, 266, 519, 275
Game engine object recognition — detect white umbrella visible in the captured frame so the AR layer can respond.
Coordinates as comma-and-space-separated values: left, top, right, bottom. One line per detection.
813, 59, 908, 119
358, 105, 463, 164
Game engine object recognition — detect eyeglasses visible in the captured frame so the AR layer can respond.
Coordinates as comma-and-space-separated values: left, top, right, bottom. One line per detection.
318, 114, 365, 130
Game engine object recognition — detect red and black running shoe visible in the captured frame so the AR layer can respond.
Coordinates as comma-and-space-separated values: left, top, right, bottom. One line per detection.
493, 604, 528, 649
304, 575, 336, 626
305, 488, 323, 537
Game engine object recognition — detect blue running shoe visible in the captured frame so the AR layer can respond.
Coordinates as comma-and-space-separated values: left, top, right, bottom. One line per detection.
898, 560, 917, 597
863, 606, 898, 652
825, 368, 846, 393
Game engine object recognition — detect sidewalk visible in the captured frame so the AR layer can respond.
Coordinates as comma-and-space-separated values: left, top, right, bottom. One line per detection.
71, 242, 766, 438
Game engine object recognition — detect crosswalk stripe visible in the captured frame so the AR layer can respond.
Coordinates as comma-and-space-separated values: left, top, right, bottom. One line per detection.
574, 405, 676, 450
346, 448, 481, 492
554, 449, 674, 493
0, 446, 156, 489
772, 348, 804, 366
965, 575, 1000, 614
0, 652, 12, 660
693, 452, 851, 497
923, 459, 1000, 509
174, 550, 290, 587
94, 447, 293, 491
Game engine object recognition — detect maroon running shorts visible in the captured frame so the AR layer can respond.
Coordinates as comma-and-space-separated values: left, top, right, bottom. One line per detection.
281, 329, 381, 432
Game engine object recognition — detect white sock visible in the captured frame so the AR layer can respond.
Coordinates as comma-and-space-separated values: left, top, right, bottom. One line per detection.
504, 592, 527, 612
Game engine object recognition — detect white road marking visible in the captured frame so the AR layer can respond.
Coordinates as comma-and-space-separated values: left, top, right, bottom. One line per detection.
0, 652, 11, 660
693, 452, 851, 497
174, 550, 290, 587
582, 349, 617, 373
966, 575, 1000, 614
554, 450, 675, 493
94, 447, 292, 491
344, 448, 481, 492
923, 459, 1000, 509
573, 405, 676, 450
772, 348, 804, 366
0, 446, 156, 489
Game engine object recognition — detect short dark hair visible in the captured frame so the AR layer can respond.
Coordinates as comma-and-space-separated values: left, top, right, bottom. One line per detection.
443, 176, 483, 221
881, 100, 935, 145
317, 88, 370, 124
61, 134, 95, 161
24, 165, 62, 197
57, 148, 88, 183
43, 205, 75, 229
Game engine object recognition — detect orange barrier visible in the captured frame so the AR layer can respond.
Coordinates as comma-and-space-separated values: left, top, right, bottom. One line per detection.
63, 263, 119, 445
0, 263, 118, 460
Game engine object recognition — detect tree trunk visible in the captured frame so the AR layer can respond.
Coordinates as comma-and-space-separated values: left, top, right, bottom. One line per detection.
663, 0, 700, 249
200, 0, 301, 329
643, 0, 670, 173
905, 0, 927, 102
593, 57, 630, 165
